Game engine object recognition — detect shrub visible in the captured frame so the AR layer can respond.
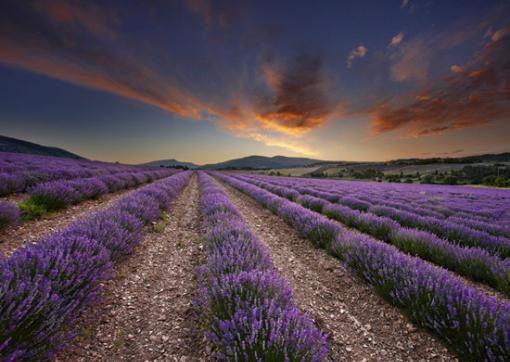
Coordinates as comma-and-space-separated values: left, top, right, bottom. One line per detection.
0, 201, 21, 230
18, 199, 47, 220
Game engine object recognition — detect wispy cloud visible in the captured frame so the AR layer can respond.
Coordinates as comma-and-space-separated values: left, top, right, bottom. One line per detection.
401, 0, 410, 9
390, 38, 431, 82
371, 27, 510, 136
250, 133, 318, 156
0, 0, 327, 157
32, 0, 119, 38
184, 0, 241, 27
347, 45, 367, 68
0, 1, 211, 119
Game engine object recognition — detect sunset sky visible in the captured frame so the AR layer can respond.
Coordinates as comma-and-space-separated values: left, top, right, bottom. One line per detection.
0, 0, 509, 164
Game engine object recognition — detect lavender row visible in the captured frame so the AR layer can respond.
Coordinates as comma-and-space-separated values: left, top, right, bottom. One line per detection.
216, 173, 510, 360
0, 151, 165, 196
245, 174, 510, 223
238, 174, 510, 257
245, 173, 510, 226
24, 169, 177, 214
197, 172, 328, 360
0, 201, 20, 231
317, 184, 510, 238
0, 171, 191, 360
229, 174, 510, 296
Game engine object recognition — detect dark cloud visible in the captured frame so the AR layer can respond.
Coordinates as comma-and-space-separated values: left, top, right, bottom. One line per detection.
255, 53, 334, 135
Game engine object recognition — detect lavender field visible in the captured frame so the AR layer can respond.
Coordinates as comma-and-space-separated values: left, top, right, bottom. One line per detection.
2, 0, 510, 360
1, 150, 509, 361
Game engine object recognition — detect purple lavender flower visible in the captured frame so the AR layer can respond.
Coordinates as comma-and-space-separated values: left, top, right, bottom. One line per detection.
197, 172, 329, 360
0, 201, 20, 230
216, 172, 510, 360
0, 171, 192, 360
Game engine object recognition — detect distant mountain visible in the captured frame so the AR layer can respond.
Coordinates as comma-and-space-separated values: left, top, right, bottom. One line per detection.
143, 158, 199, 169
200, 155, 328, 170
0, 135, 85, 159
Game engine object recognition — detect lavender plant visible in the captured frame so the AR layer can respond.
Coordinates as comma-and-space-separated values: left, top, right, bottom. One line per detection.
0, 201, 20, 230
0, 151, 178, 196
0, 171, 192, 360
198, 172, 329, 361
216, 172, 510, 360
233, 174, 510, 296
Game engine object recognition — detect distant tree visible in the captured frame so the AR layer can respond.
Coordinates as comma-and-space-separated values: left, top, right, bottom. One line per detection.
483, 175, 496, 186
311, 171, 326, 178
494, 176, 509, 187
421, 174, 434, 184
385, 174, 401, 183
444, 175, 458, 185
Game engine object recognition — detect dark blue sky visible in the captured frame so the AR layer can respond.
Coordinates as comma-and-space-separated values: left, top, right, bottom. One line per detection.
0, 0, 509, 164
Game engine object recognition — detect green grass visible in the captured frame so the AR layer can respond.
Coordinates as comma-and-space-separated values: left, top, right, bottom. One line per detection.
18, 199, 48, 220
152, 211, 169, 233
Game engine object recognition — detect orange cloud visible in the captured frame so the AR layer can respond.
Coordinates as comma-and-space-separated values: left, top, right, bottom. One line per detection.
250, 133, 318, 156
390, 32, 404, 46
0, 40, 205, 119
0, 1, 336, 158
491, 26, 510, 43
450, 64, 464, 73
371, 29, 510, 137
255, 53, 334, 135
390, 38, 430, 82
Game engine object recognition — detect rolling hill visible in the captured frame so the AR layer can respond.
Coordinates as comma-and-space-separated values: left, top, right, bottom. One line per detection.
0, 135, 85, 159
200, 155, 330, 169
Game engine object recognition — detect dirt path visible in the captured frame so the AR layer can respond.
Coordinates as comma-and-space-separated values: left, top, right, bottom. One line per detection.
216, 178, 456, 362
0, 188, 136, 256
57, 173, 206, 361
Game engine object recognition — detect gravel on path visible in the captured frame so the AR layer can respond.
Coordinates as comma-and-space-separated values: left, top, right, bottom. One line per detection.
57, 173, 206, 361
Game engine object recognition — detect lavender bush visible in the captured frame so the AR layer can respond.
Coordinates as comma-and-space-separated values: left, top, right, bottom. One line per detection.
198, 172, 328, 361
21, 169, 174, 217
232, 174, 510, 296
237, 174, 510, 256
216, 172, 510, 360
0, 171, 191, 360
0, 201, 21, 230
0, 151, 178, 196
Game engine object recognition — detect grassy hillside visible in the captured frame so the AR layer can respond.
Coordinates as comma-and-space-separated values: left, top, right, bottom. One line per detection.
0, 135, 84, 159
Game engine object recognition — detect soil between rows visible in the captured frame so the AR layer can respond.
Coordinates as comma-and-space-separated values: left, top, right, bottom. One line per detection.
215, 177, 456, 362
0, 188, 142, 256
0, 188, 136, 256
57, 173, 206, 361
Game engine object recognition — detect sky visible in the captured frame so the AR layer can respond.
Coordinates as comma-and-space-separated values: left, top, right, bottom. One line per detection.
0, 0, 509, 165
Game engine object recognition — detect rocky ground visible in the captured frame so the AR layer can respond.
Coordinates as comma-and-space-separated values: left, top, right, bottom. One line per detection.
57, 174, 207, 361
